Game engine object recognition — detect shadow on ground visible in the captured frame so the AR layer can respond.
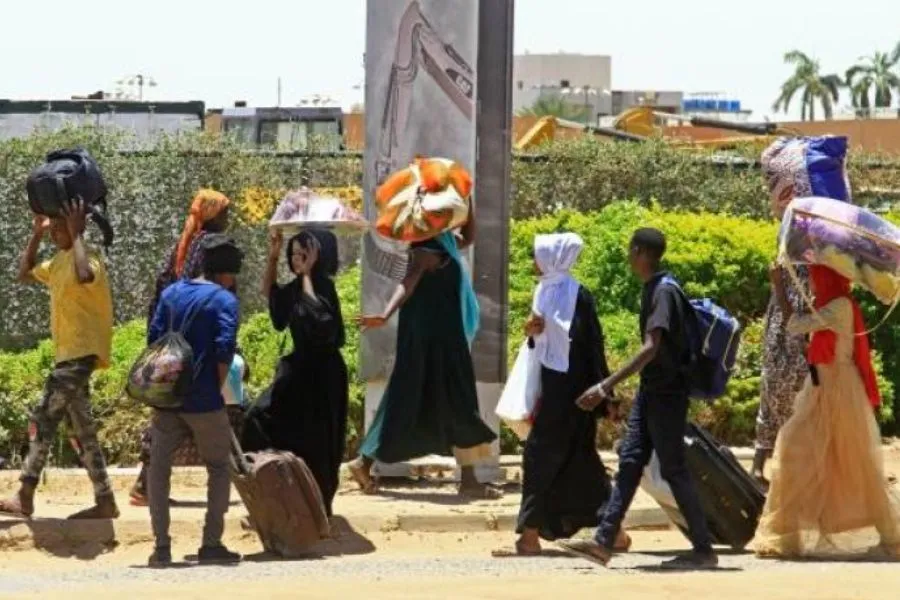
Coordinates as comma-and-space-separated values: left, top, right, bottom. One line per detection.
0, 517, 117, 560
240, 515, 376, 562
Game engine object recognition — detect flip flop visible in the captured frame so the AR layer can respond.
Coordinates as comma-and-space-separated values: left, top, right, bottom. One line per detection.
458, 484, 503, 500
556, 539, 611, 567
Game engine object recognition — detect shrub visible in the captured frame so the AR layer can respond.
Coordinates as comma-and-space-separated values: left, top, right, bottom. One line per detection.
508, 203, 896, 445
0, 265, 364, 466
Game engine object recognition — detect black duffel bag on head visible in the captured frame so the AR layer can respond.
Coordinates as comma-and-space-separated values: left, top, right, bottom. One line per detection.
26, 148, 114, 247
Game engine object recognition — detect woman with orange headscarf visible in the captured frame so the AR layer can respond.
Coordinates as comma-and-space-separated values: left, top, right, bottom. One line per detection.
145, 189, 231, 326
131, 189, 232, 506
753, 265, 900, 559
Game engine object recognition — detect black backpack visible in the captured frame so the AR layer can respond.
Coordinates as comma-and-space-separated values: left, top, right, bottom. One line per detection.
25, 148, 114, 247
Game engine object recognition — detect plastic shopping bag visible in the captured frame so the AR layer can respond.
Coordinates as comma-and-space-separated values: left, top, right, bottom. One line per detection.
640, 452, 688, 528
496, 342, 541, 441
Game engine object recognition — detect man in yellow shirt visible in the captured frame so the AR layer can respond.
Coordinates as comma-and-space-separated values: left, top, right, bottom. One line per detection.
0, 199, 118, 520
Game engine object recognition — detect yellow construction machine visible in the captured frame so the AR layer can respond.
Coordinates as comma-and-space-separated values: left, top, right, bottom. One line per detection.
515, 106, 798, 151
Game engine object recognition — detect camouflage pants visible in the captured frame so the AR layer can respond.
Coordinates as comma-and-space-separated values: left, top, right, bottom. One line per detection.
21, 356, 113, 498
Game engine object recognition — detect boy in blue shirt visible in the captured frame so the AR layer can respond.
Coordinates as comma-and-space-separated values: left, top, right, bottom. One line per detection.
146, 234, 243, 567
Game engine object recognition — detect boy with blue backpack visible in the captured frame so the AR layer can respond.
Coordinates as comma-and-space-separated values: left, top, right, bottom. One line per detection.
558, 228, 720, 569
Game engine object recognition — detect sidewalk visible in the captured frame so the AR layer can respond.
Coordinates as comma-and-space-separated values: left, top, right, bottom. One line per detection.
0, 446, 895, 555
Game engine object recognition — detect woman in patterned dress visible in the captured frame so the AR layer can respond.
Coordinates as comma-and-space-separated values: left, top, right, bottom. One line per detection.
753, 144, 812, 487
754, 137, 852, 487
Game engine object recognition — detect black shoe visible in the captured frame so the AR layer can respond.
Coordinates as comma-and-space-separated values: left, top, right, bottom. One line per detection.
659, 550, 718, 570
198, 544, 242, 565
148, 546, 172, 568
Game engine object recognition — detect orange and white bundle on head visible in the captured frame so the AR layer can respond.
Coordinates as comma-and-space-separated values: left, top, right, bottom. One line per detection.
375, 157, 472, 243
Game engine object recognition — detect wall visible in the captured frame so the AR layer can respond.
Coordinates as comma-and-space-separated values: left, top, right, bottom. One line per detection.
343, 115, 900, 155
664, 119, 900, 154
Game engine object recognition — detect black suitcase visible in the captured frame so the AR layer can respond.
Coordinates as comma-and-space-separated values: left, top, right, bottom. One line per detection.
642, 422, 766, 550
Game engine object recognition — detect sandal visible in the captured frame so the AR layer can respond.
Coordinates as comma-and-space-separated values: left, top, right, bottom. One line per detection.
556, 538, 612, 567
459, 483, 503, 500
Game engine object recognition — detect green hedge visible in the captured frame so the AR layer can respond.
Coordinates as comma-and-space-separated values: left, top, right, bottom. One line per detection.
3, 128, 897, 350
508, 203, 896, 445
1, 203, 895, 466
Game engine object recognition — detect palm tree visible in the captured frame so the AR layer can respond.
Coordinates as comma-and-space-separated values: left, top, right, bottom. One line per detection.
518, 96, 589, 122
772, 51, 843, 121
845, 45, 900, 117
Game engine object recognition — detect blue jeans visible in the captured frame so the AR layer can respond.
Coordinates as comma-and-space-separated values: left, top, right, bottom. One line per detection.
595, 390, 712, 553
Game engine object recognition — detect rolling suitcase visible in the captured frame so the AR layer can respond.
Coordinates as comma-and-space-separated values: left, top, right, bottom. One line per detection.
229, 433, 330, 557
640, 422, 766, 550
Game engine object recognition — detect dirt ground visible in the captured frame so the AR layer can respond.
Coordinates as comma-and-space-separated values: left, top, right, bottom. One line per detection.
0, 530, 896, 600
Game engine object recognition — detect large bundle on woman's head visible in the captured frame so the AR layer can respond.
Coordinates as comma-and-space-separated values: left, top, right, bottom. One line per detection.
761, 136, 851, 219
779, 196, 900, 305
25, 148, 114, 247
375, 157, 472, 243
269, 188, 366, 233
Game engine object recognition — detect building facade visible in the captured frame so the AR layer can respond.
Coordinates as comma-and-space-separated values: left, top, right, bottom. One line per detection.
512, 53, 613, 122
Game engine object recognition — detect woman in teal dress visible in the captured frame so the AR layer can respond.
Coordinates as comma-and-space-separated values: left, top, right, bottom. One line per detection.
351, 212, 499, 499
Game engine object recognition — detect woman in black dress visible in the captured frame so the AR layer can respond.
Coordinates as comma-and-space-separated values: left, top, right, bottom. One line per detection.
496, 233, 627, 556
242, 228, 348, 517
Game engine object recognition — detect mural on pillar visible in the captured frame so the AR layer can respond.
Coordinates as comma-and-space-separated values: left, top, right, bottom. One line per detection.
362, 0, 478, 381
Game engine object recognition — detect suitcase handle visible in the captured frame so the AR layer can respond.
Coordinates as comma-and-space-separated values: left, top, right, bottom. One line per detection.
230, 431, 251, 477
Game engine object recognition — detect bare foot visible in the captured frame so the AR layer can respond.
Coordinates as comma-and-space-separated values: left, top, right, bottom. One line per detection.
492, 539, 542, 557
556, 538, 612, 567
613, 530, 632, 552
348, 460, 377, 495
458, 483, 503, 500
0, 491, 34, 518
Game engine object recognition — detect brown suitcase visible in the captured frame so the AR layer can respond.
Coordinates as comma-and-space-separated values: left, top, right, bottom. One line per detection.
230, 434, 330, 557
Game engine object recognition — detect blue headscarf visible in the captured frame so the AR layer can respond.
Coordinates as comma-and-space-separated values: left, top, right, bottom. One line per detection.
435, 231, 480, 346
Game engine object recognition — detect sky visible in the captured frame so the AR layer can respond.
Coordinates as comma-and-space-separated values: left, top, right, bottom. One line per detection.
1, 0, 898, 121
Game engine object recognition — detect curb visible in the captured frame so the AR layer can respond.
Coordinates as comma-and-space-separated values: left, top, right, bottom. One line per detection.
0, 507, 671, 552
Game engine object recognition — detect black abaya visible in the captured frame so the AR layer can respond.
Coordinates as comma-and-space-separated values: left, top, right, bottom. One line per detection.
517, 286, 613, 541
242, 275, 348, 517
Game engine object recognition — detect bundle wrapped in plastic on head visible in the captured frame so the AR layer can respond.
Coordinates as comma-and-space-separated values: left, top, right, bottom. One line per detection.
778, 196, 900, 305
761, 136, 851, 218
268, 187, 368, 234
375, 157, 472, 243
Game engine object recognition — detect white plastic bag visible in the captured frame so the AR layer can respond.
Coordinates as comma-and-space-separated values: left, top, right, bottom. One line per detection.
495, 342, 542, 440
641, 452, 677, 511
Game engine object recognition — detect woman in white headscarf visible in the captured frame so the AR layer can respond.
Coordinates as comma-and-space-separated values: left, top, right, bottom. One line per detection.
495, 233, 626, 556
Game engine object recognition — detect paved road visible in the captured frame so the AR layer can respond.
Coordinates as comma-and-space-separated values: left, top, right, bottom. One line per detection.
1, 531, 898, 599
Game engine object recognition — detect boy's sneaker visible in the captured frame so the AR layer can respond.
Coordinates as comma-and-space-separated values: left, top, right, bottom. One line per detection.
198, 544, 242, 565
659, 550, 718, 570
148, 546, 172, 568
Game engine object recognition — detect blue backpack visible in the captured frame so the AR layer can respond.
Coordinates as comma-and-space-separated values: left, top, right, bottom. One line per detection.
661, 276, 741, 402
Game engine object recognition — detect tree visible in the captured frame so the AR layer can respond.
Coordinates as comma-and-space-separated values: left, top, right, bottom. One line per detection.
518, 96, 589, 122
772, 51, 843, 121
845, 45, 900, 117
